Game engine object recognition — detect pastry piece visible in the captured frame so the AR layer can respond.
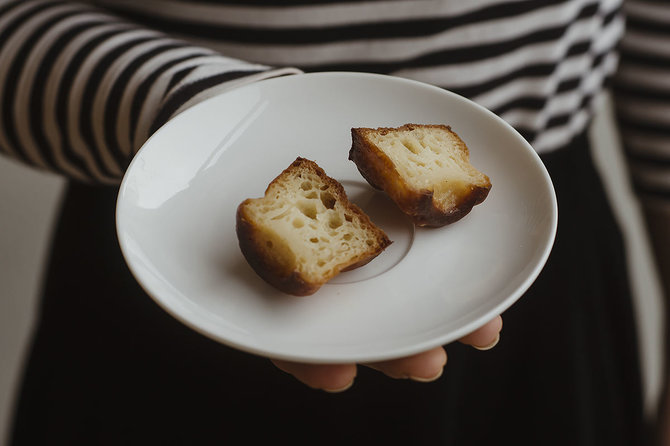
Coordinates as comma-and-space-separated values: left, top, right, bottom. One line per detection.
349, 124, 491, 227
236, 157, 391, 296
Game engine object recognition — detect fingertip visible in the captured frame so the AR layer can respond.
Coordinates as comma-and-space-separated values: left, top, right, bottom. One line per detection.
366, 347, 447, 382
409, 367, 444, 383
459, 315, 503, 349
271, 360, 357, 392
472, 333, 500, 351
323, 378, 356, 393
489, 315, 503, 333
317, 363, 357, 392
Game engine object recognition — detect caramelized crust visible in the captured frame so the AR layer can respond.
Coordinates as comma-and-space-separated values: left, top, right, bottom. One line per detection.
236, 215, 320, 296
349, 124, 491, 227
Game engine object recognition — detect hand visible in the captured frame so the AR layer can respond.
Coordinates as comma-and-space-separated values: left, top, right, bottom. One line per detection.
271, 315, 502, 392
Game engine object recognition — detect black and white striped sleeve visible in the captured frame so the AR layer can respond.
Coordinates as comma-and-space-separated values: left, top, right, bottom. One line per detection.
613, 0, 670, 293
0, 0, 300, 183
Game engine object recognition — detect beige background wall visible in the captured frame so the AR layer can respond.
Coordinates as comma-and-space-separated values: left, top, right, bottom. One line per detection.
0, 159, 64, 445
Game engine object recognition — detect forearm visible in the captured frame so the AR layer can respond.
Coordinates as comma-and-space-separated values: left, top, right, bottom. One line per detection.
0, 0, 298, 183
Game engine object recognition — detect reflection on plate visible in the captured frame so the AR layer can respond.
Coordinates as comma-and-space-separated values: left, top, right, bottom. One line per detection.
116, 72, 557, 363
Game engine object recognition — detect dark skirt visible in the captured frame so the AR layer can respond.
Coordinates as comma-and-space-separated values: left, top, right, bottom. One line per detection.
10, 131, 646, 445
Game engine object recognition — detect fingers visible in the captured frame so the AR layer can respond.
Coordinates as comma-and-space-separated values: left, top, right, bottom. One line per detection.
458, 315, 503, 350
270, 359, 357, 393
364, 346, 447, 382
271, 347, 447, 392
271, 316, 502, 392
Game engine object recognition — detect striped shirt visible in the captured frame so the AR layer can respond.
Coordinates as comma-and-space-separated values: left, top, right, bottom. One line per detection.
0, 0, 667, 206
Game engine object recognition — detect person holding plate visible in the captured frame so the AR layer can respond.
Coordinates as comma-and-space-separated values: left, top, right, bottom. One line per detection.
1, 0, 668, 444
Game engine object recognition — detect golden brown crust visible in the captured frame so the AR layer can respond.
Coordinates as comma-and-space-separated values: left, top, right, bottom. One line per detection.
349, 124, 491, 227
236, 207, 322, 296
236, 157, 391, 296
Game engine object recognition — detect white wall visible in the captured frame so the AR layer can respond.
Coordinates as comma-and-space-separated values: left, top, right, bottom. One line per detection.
0, 158, 64, 445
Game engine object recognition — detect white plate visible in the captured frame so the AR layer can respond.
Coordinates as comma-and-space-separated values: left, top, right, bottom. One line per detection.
116, 72, 557, 364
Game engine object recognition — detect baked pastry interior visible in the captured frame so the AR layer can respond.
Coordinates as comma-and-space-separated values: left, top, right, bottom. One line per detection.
236, 157, 391, 296
349, 124, 491, 227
